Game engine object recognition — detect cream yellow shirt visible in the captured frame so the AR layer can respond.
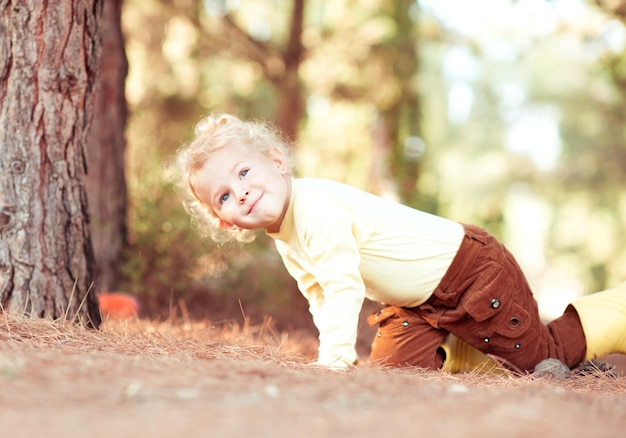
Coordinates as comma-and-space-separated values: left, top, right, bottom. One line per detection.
267, 177, 464, 367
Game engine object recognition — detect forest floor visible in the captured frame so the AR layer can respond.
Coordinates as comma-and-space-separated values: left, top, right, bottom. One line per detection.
1, 311, 625, 438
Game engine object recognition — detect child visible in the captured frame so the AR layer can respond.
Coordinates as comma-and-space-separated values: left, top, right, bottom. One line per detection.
176, 113, 626, 372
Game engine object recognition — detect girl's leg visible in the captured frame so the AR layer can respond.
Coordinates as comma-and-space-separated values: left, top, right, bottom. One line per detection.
367, 305, 447, 369
430, 224, 586, 372
568, 281, 626, 360
368, 224, 591, 373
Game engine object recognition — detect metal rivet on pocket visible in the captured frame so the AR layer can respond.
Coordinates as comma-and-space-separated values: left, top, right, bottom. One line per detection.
514, 343, 521, 349
491, 299, 501, 309
483, 337, 489, 343
402, 320, 409, 327
509, 317, 521, 328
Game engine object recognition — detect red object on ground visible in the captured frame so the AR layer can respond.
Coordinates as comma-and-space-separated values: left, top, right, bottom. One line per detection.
98, 293, 139, 319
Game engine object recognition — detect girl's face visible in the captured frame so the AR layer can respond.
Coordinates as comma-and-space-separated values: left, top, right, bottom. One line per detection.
190, 142, 291, 233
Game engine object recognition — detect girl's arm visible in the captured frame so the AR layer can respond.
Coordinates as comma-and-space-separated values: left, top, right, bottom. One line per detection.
280, 250, 364, 368
278, 201, 366, 368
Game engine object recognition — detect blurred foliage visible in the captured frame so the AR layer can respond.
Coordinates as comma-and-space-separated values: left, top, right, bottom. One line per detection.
119, 0, 626, 323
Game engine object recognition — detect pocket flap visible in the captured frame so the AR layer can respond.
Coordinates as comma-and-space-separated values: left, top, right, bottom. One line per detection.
367, 305, 401, 326
464, 288, 505, 322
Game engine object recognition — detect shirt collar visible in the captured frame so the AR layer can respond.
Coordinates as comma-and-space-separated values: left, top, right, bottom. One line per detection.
266, 177, 297, 241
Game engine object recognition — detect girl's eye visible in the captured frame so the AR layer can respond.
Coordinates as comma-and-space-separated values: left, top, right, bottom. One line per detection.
240, 169, 249, 178
220, 193, 231, 203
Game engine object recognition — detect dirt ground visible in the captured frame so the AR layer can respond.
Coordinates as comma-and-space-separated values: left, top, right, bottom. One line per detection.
1, 313, 625, 438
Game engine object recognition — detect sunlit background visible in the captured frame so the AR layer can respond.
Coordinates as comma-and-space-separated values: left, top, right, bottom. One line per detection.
120, 0, 626, 325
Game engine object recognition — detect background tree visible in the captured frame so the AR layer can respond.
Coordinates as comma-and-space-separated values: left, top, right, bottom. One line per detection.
86, 0, 128, 294
0, 0, 103, 326
377, 0, 423, 208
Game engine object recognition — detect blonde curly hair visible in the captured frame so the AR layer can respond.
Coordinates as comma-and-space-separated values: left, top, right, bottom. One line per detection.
175, 113, 295, 243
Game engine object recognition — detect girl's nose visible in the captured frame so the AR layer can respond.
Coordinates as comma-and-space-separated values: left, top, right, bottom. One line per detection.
238, 189, 249, 203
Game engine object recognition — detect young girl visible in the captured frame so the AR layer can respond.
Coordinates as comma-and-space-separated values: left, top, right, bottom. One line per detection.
176, 113, 626, 372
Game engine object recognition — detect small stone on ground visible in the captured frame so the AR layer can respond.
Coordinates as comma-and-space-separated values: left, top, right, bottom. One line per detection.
533, 358, 571, 380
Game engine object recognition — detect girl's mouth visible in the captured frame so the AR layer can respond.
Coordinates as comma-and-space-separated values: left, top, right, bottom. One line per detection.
248, 195, 262, 214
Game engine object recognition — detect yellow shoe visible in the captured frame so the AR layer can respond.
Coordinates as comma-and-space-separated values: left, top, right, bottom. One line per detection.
569, 281, 626, 361
440, 334, 505, 374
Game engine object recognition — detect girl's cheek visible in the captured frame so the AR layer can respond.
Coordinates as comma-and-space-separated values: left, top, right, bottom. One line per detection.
222, 205, 234, 220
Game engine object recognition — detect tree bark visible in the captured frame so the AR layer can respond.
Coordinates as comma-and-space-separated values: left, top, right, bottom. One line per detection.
0, 0, 103, 327
85, 0, 128, 294
384, 0, 423, 208
274, 0, 305, 141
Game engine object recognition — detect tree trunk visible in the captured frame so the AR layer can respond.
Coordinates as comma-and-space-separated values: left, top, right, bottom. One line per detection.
85, 0, 128, 294
0, 0, 103, 327
274, 0, 305, 141
385, 0, 422, 209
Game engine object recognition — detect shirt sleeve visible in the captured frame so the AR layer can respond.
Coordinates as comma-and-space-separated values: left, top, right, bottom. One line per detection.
291, 197, 366, 368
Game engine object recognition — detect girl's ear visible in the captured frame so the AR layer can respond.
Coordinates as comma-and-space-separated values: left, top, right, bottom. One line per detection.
218, 219, 238, 230
268, 147, 288, 173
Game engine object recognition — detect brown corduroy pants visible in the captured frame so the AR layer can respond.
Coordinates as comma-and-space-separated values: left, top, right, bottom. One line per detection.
368, 224, 586, 372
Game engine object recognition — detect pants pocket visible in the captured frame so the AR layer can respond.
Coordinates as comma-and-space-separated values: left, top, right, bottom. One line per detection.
461, 262, 536, 352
